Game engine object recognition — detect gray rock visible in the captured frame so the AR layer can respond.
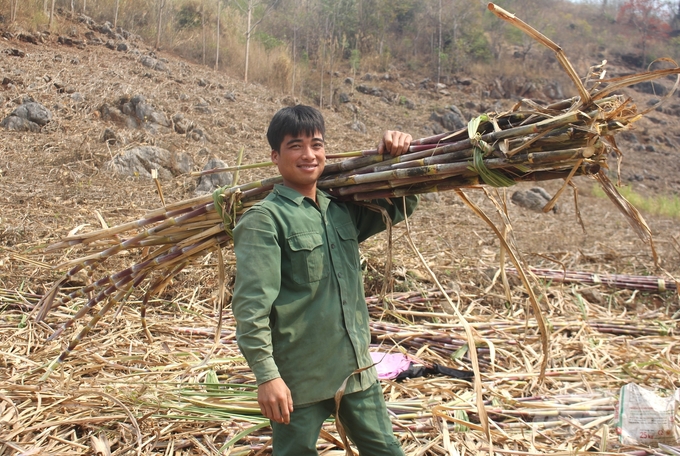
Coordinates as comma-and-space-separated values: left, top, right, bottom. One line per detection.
338, 92, 351, 103
188, 127, 210, 142
1, 116, 41, 132
430, 106, 465, 132
107, 146, 193, 179
130, 94, 146, 105
70, 92, 84, 103
421, 193, 441, 203
401, 98, 416, 110
100, 128, 119, 144
344, 77, 354, 85
350, 121, 366, 134
172, 113, 193, 134
9, 102, 52, 126
154, 60, 168, 72
117, 43, 128, 52
511, 187, 557, 213
140, 56, 166, 71
100, 104, 127, 123
195, 158, 233, 194
194, 98, 212, 114
135, 101, 155, 121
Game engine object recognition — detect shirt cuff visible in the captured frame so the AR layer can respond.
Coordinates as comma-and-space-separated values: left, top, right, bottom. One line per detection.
250, 356, 281, 385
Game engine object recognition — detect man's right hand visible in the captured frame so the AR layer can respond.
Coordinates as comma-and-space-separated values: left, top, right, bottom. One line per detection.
257, 377, 294, 424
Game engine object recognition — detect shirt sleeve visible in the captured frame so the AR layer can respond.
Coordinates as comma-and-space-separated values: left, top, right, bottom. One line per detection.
232, 208, 282, 385
351, 195, 420, 243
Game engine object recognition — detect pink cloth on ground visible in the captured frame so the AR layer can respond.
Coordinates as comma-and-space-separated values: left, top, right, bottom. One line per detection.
370, 351, 412, 380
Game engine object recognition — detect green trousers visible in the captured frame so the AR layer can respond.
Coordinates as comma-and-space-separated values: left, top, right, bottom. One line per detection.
270, 381, 404, 456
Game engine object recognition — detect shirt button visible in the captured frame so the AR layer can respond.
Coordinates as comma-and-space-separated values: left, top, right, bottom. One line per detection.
342, 300, 347, 306
331, 243, 336, 249
337, 272, 343, 278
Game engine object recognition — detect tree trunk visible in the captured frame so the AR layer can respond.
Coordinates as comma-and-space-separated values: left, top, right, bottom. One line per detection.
10, 0, 18, 22
320, 32, 326, 109
83, 0, 86, 14
244, 0, 252, 82
155, 0, 166, 51
49, 0, 56, 29
437, 0, 442, 88
114, 0, 120, 28
215, 0, 221, 71
201, 0, 206, 66
44, 0, 48, 16
71, 0, 74, 18
291, 24, 297, 94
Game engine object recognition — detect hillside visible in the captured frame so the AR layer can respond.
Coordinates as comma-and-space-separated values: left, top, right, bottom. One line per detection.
0, 10, 679, 456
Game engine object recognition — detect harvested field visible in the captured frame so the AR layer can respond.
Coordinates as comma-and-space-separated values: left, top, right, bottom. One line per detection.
1, 8, 679, 456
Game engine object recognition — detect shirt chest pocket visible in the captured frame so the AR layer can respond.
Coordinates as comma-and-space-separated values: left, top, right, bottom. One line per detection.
287, 232, 328, 284
335, 223, 360, 270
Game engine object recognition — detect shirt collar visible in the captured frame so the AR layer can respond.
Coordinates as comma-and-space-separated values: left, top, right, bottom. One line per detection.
273, 184, 333, 212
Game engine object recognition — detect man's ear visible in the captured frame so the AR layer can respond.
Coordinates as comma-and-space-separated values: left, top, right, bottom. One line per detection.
271, 149, 279, 164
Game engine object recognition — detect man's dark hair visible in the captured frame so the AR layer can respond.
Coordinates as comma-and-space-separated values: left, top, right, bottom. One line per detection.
266, 105, 325, 151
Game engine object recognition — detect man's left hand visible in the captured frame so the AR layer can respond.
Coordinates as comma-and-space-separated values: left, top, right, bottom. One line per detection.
378, 130, 412, 157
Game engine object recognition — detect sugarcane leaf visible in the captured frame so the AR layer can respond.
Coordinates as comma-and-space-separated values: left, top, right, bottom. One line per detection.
451, 343, 468, 361
219, 421, 270, 451
468, 148, 516, 188
204, 369, 220, 393
453, 409, 470, 432
467, 115, 487, 140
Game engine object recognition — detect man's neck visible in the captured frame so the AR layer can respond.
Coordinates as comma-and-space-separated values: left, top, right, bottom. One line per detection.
284, 183, 317, 202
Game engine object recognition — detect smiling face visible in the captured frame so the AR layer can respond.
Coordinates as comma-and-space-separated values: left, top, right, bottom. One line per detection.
271, 131, 326, 200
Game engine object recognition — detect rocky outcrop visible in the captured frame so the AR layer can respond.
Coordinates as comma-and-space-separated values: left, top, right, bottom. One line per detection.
195, 158, 233, 194
107, 146, 193, 180
99, 94, 171, 134
511, 187, 558, 213
1, 101, 52, 132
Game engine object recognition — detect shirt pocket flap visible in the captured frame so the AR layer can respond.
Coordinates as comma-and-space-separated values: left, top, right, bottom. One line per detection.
288, 232, 323, 252
336, 223, 358, 241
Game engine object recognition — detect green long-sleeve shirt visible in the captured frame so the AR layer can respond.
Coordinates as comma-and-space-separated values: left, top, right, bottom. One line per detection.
232, 184, 418, 406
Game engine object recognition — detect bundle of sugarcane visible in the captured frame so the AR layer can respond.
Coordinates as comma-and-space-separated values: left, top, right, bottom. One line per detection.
34, 3, 679, 379
506, 267, 678, 292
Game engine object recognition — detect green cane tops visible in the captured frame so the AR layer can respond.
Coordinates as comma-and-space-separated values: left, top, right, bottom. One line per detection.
232, 184, 418, 406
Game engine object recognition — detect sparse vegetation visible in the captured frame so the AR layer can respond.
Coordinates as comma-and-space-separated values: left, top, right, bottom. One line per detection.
2, 0, 680, 92
592, 183, 680, 219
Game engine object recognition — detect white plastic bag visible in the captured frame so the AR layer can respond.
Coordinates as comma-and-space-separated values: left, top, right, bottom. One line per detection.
617, 383, 680, 446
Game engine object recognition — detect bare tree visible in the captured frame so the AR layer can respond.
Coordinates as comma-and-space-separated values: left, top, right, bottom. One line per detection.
10, 0, 18, 22
114, 0, 120, 28
202, 0, 207, 66
437, 0, 442, 87
240, 0, 281, 83
156, 0, 167, 50
49, 0, 56, 28
215, 0, 222, 71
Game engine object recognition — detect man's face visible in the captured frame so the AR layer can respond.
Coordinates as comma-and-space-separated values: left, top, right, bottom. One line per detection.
271, 131, 326, 195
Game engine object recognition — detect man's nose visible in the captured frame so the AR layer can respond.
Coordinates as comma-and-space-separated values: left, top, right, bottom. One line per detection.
300, 145, 315, 159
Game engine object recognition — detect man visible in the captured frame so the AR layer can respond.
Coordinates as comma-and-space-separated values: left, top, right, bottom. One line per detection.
232, 105, 418, 455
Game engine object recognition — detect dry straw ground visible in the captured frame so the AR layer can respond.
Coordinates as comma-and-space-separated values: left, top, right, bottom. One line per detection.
1, 9, 680, 456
